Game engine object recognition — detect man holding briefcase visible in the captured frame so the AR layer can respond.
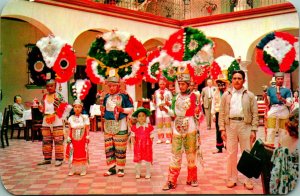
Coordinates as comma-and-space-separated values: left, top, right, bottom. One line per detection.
219, 70, 259, 190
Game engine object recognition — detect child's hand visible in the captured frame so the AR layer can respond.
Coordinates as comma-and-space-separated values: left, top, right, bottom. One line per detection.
131, 117, 137, 125
115, 106, 124, 113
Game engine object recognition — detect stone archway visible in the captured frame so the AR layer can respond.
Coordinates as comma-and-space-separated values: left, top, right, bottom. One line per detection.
0, 16, 53, 109
143, 37, 165, 51
210, 37, 235, 58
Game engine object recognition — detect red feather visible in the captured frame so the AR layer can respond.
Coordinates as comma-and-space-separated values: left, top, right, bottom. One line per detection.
163, 29, 184, 61
125, 36, 147, 61
210, 61, 222, 80
53, 44, 76, 83
85, 58, 104, 84
256, 48, 273, 75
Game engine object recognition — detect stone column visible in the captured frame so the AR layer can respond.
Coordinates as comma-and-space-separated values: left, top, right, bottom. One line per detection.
234, 0, 251, 11
126, 84, 136, 103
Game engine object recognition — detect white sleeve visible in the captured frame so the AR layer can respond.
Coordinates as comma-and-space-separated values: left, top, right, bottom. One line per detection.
83, 114, 90, 125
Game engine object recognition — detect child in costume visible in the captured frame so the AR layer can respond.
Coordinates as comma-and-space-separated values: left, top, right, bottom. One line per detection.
66, 100, 90, 176
130, 107, 154, 179
153, 76, 172, 144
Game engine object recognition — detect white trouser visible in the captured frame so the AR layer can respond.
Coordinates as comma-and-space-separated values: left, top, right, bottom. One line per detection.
266, 105, 289, 145
226, 120, 252, 183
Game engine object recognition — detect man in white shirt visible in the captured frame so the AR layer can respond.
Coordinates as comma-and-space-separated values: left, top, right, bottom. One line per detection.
219, 70, 258, 190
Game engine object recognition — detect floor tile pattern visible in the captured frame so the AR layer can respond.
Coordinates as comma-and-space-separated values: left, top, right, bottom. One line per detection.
0, 122, 265, 195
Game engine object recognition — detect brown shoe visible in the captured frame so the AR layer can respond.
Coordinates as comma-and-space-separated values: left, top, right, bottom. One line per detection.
226, 181, 237, 188
162, 181, 176, 191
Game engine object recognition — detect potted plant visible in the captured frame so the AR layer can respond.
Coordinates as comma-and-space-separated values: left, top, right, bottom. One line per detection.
201, 0, 217, 15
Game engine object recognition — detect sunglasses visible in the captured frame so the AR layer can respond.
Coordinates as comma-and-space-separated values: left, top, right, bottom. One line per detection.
217, 83, 226, 87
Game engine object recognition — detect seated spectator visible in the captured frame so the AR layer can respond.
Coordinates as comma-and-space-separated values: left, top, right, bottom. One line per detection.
12, 95, 25, 127
269, 109, 298, 194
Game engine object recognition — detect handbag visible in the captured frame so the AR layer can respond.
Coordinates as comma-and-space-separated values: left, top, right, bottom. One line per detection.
237, 139, 264, 179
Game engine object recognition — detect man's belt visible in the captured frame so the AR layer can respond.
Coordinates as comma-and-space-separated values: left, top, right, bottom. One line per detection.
271, 104, 284, 106
229, 117, 244, 121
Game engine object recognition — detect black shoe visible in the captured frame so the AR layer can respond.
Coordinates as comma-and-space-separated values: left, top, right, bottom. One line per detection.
212, 149, 222, 154
117, 169, 125, 177
37, 160, 51, 165
103, 166, 116, 176
162, 181, 176, 190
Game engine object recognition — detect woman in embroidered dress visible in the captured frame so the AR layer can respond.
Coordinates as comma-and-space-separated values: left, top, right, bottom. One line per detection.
131, 107, 154, 179
269, 109, 298, 194
66, 100, 90, 176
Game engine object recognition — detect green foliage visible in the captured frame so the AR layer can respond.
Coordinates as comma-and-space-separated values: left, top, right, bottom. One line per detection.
88, 37, 106, 58
162, 68, 177, 82
289, 60, 299, 73
227, 60, 240, 82
150, 62, 159, 77
263, 51, 279, 72
184, 27, 213, 61
257, 32, 275, 49
103, 50, 132, 68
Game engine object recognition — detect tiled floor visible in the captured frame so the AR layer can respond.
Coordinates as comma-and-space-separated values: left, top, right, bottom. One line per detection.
0, 121, 266, 195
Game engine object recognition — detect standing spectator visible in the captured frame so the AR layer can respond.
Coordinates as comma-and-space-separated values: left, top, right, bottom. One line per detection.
263, 72, 292, 146
219, 70, 258, 190
269, 109, 298, 194
168, 81, 177, 97
201, 78, 216, 130
152, 76, 172, 144
12, 95, 25, 127
37, 79, 67, 167
66, 100, 90, 176
130, 107, 154, 179
211, 76, 228, 153
102, 75, 133, 177
162, 67, 201, 190
290, 90, 299, 112
190, 82, 201, 107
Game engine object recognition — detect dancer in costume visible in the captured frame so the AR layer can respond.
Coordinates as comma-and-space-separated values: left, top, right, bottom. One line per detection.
153, 76, 172, 144
162, 67, 201, 190
66, 100, 90, 176
131, 107, 154, 179
37, 79, 68, 167
102, 75, 133, 177
263, 72, 292, 146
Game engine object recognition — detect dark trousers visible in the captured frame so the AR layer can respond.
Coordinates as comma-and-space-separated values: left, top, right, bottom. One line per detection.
215, 112, 224, 150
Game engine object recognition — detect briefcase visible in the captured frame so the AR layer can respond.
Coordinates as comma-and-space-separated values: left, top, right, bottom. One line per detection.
237, 149, 263, 179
